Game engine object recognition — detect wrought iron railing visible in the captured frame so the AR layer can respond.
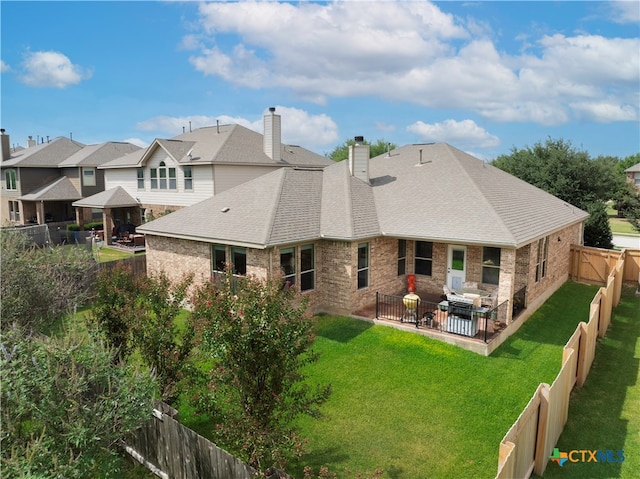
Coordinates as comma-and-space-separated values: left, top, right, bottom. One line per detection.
375, 292, 505, 343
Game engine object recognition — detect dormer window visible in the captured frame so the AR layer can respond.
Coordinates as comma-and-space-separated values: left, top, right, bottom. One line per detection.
150, 161, 176, 190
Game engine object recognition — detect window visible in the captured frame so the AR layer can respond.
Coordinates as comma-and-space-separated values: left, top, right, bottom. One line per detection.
5, 169, 16, 190
414, 241, 433, 276
357, 243, 369, 289
397, 239, 406, 276
280, 247, 296, 286
137, 168, 144, 189
482, 247, 501, 285
82, 167, 96, 186
9, 200, 20, 221
212, 244, 227, 277
184, 166, 193, 190
635, 172, 640, 186
535, 237, 549, 282
300, 244, 315, 291
232, 247, 247, 275
150, 161, 177, 190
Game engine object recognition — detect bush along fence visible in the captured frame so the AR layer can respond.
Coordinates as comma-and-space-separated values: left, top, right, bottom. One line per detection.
495, 248, 629, 479
124, 401, 257, 479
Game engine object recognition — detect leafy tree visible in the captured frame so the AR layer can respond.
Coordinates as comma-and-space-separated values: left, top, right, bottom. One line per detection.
190, 271, 331, 472
89, 265, 194, 401
328, 138, 397, 162
0, 229, 96, 333
491, 138, 617, 248
0, 326, 155, 478
583, 202, 614, 249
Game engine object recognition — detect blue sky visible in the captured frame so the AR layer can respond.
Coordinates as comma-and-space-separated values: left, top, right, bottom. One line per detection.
1, 1, 639, 160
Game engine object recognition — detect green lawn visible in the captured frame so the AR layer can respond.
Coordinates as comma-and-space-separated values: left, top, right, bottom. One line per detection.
610, 217, 639, 235
94, 245, 138, 262
541, 287, 640, 478
283, 282, 603, 478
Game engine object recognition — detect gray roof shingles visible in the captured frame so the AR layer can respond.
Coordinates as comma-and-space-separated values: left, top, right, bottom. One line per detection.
2, 137, 85, 167
18, 176, 81, 201
72, 186, 139, 208
139, 143, 588, 249
100, 124, 332, 169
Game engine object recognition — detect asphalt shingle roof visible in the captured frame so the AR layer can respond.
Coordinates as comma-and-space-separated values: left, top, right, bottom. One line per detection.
138, 143, 589, 249
100, 124, 332, 169
18, 176, 81, 201
2, 137, 85, 167
72, 186, 139, 208
59, 142, 141, 167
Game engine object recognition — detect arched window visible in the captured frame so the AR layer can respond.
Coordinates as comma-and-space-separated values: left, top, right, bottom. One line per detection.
150, 161, 177, 190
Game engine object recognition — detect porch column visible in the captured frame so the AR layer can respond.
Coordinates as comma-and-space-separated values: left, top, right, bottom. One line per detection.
36, 201, 45, 225
75, 208, 84, 230
104, 208, 114, 245
499, 248, 516, 324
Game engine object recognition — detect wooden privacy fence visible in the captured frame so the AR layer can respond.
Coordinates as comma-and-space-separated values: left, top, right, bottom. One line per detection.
125, 401, 256, 479
570, 245, 640, 286
496, 251, 626, 479
98, 254, 147, 276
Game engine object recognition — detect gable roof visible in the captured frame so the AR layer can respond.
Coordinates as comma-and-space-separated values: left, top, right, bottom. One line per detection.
625, 161, 640, 173
138, 143, 588, 249
2, 137, 85, 167
18, 176, 81, 201
72, 186, 139, 208
100, 123, 332, 169
58, 142, 141, 167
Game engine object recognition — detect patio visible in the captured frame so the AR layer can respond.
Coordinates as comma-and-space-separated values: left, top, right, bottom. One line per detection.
353, 289, 513, 353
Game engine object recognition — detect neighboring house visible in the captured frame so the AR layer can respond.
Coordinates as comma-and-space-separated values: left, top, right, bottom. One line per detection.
138, 141, 589, 325
625, 162, 640, 192
74, 108, 332, 244
0, 129, 140, 228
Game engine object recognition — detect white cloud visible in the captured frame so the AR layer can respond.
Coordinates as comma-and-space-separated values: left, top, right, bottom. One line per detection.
609, 1, 640, 24
135, 106, 339, 151
19, 51, 91, 88
0, 60, 10, 73
569, 101, 638, 122
406, 119, 500, 149
122, 138, 150, 149
186, 1, 639, 126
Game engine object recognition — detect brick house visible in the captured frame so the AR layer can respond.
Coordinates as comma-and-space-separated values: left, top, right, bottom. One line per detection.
73, 108, 332, 243
138, 141, 588, 325
625, 161, 640, 193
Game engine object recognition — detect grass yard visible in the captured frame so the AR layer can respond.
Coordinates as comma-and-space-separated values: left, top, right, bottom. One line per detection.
282, 282, 602, 478
94, 245, 138, 262
541, 287, 640, 478
610, 217, 639, 235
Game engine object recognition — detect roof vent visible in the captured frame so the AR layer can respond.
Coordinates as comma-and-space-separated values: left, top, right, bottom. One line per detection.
221, 207, 230, 213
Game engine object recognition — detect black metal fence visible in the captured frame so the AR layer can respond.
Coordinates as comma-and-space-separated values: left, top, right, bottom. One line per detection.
375, 292, 508, 343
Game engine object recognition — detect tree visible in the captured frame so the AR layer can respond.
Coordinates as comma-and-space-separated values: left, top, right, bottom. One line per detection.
1, 229, 96, 333
190, 271, 331, 472
89, 265, 194, 401
0, 326, 155, 478
491, 138, 617, 247
328, 138, 397, 162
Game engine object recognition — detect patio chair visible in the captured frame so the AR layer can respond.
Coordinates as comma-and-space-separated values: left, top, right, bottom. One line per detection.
462, 281, 478, 289
481, 288, 498, 308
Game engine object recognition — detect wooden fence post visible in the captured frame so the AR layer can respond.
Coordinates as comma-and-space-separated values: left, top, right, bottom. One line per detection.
533, 383, 551, 476
496, 441, 516, 479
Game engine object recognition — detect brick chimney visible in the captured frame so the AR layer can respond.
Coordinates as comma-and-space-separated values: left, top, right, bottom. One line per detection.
348, 136, 370, 183
263, 107, 281, 161
0, 129, 10, 162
